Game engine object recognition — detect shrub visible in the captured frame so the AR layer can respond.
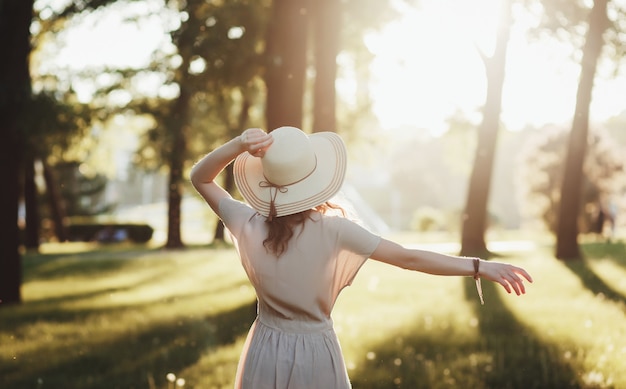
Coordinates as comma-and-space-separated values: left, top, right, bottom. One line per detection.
67, 223, 154, 243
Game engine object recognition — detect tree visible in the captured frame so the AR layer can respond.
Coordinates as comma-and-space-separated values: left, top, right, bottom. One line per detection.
460, 0, 513, 256
37, 0, 269, 248
162, 0, 268, 246
163, 69, 191, 248
264, 0, 309, 130
0, 0, 34, 305
312, 0, 340, 132
266, 0, 398, 134
518, 126, 624, 234
22, 156, 40, 249
555, 0, 610, 260
20, 91, 93, 248
0, 0, 134, 303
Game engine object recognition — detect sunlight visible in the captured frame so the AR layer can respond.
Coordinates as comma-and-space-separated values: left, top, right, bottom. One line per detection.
365, 0, 491, 134
35, 0, 626, 134
49, 1, 169, 70
365, 0, 625, 134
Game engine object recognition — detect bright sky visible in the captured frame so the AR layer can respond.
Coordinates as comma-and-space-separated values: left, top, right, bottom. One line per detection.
39, 0, 626, 134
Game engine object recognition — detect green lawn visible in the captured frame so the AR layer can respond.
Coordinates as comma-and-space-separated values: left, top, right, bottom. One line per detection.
1, 238, 625, 389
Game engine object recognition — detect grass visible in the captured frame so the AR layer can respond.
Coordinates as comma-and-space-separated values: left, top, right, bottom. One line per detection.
1, 237, 625, 388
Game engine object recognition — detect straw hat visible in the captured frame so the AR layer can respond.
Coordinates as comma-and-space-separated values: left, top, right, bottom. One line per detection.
233, 126, 347, 219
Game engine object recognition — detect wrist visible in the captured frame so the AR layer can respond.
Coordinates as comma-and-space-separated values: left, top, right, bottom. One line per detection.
472, 257, 485, 305
472, 257, 481, 280
234, 135, 247, 154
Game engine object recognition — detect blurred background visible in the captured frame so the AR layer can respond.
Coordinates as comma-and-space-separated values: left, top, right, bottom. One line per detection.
2, 1, 626, 388
7, 0, 626, 249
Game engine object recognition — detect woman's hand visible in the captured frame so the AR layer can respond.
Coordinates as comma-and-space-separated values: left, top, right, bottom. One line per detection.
240, 128, 273, 158
479, 260, 533, 295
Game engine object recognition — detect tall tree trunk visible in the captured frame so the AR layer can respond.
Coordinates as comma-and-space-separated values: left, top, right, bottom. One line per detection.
23, 157, 40, 250
460, 0, 512, 257
556, 0, 608, 260
0, 0, 34, 306
264, 0, 309, 131
165, 87, 190, 249
312, 0, 339, 133
42, 162, 69, 242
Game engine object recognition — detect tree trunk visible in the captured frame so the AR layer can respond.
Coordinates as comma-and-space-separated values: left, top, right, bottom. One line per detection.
42, 162, 69, 242
264, 0, 309, 131
460, 0, 512, 257
312, 0, 339, 133
0, 140, 23, 304
165, 87, 190, 249
0, 0, 34, 306
556, 0, 608, 260
23, 157, 40, 250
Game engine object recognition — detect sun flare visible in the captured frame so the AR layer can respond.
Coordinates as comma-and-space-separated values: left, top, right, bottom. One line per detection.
364, 0, 621, 134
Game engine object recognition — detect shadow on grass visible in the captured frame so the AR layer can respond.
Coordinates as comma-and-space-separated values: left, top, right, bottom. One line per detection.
21, 247, 161, 282
581, 241, 626, 270
564, 244, 626, 309
0, 298, 256, 389
0, 275, 253, 329
461, 278, 581, 389
349, 265, 581, 389
2, 248, 257, 389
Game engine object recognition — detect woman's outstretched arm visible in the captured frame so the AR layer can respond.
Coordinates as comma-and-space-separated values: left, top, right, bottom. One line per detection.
190, 128, 273, 214
370, 238, 532, 296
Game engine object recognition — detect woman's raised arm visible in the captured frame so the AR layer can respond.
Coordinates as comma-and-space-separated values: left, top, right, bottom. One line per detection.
190, 128, 272, 214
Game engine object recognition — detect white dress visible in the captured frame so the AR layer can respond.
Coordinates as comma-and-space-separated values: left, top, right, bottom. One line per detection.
218, 198, 381, 389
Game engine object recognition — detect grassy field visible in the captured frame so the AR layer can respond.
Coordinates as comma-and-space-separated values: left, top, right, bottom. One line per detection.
1, 236, 625, 389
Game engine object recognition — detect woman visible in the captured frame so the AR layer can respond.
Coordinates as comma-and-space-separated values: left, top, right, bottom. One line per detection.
190, 126, 532, 389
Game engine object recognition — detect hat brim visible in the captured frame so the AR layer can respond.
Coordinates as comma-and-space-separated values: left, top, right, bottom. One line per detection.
234, 132, 347, 217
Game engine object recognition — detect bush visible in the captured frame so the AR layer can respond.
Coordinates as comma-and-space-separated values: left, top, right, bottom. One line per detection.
67, 223, 154, 243
410, 207, 446, 232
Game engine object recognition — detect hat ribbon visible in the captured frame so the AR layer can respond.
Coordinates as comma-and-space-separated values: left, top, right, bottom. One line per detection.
258, 181, 288, 221
258, 157, 318, 221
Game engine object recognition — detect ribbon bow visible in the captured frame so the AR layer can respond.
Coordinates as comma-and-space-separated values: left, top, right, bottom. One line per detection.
259, 180, 288, 221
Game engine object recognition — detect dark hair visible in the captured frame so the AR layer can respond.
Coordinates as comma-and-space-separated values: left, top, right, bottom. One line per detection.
263, 202, 345, 257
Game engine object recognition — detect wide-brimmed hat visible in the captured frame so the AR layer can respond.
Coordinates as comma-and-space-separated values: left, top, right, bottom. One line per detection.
233, 126, 347, 219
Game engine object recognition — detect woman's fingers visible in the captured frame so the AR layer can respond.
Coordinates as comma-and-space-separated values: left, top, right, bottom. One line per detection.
503, 271, 523, 295
241, 128, 273, 156
251, 134, 273, 157
486, 262, 532, 296
498, 278, 512, 294
519, 268, 534, 283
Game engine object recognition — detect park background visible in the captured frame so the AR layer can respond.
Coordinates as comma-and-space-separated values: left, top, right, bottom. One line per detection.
2, 0, 626, 388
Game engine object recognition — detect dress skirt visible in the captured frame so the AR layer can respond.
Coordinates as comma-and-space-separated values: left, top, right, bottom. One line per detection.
235, 313, 351, 389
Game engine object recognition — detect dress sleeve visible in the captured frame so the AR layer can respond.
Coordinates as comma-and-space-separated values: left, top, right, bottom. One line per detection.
333, 217, 381, 291
218, 197, 257, 239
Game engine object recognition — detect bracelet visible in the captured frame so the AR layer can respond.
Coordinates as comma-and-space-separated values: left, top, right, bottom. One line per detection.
473, 258, 485, 305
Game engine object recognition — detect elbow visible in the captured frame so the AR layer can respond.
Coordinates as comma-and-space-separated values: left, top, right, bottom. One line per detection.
189, 168, 199, 187
189, 166, 204, 189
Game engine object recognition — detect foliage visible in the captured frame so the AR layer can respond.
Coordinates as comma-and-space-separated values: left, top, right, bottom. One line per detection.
524, 0, 626, 77
19, 92, 91, 159
410, 206, 447, 232
164, 0, 268, 151
1, 240, 625, 388
517, 126, 625, 234
51, 161, 115, 216
30, 0, 402, 175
